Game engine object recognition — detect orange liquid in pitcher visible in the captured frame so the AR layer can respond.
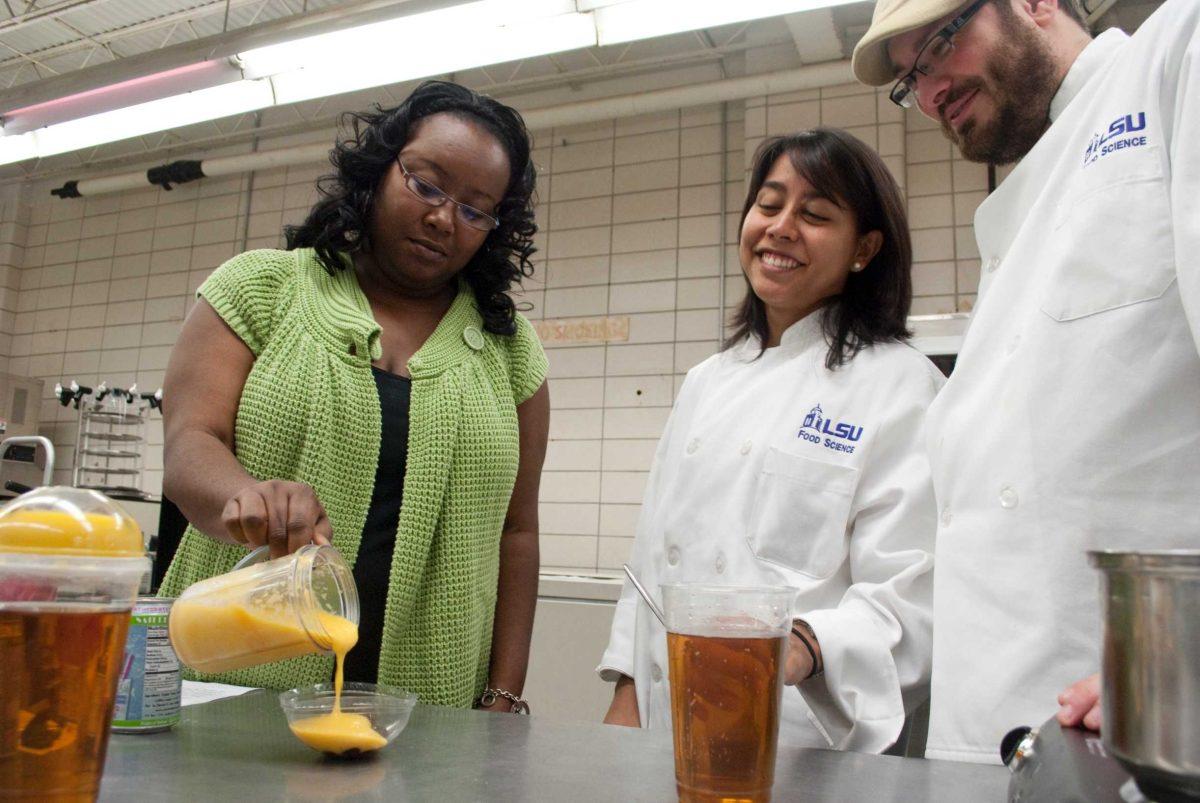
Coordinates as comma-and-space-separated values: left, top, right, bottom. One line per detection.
667, 631, 785, 803
169, 599, 336, 673
0, 605, 130, 802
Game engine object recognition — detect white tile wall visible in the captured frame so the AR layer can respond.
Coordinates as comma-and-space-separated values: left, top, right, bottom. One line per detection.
4, 84, 992, 574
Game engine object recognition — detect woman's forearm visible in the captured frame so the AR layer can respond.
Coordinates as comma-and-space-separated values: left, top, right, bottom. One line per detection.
486, 528, 540, 697
604, 674, 641, 727
162, 428, 258, 545
161, 298, 260, 547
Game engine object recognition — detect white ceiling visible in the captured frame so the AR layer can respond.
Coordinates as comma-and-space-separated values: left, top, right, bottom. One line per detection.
0, 0, 343, 90
0, 0, 1162, 183
0, 0, 885, 181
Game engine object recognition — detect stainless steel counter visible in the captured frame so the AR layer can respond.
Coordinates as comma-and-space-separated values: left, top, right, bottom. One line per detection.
99, 691, 1009, 801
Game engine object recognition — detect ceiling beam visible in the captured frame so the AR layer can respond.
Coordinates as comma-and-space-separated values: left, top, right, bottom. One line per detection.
785, 7, 843, 64
0, 0, 106, 36
0, 0, 277, 75
1085, 0, 1121, 24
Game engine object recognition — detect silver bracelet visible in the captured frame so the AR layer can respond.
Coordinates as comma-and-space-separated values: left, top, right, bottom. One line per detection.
477, 687, 530, 715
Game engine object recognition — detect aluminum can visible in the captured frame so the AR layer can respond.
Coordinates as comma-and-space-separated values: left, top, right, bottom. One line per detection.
111, 596, 181, 733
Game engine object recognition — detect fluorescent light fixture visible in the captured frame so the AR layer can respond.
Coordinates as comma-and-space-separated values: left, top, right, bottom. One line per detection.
574, 0, 632, 9
0, 132, 36, 164
238, 0, 580, 79
2, 60, 243, 135
33, 80, 274, 158
0, 0, 589, 166
267, 13, 595, 105
594, 0, 851, 45
0, 80, 274, 166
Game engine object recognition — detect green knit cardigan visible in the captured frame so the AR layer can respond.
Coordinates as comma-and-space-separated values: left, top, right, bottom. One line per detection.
159, 248, 547, 706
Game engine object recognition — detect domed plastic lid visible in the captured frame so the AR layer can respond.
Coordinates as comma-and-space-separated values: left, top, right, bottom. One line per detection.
0, 486, 143, 557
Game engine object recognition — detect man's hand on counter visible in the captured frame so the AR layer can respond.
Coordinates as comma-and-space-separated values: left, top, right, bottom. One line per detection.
1056, 673, 1102, 732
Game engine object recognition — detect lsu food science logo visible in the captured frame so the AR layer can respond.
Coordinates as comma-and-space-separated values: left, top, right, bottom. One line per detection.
1083, 111, 1147, 168
798, 404, 862, 454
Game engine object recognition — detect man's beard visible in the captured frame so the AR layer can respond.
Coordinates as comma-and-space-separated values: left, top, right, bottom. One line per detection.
941, 15, 1059, 165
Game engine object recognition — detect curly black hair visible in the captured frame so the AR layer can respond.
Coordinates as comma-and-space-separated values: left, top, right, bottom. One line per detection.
285, 80, 537, 335
726, 128, 913, 369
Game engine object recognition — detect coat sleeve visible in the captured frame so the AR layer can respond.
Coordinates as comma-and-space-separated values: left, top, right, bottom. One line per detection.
596, 367, 699, 683
793, 359, 941, 752
1168, 3, 1200, 352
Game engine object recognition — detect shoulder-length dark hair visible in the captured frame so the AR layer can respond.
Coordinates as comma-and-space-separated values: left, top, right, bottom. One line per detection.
726, 127, 912, 369
285, 80, 537, 336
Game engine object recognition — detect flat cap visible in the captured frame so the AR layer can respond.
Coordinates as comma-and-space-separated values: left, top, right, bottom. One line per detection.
851, 0, 966, 85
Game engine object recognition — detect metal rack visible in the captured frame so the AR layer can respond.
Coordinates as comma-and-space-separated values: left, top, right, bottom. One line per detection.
56, 380, 163, 501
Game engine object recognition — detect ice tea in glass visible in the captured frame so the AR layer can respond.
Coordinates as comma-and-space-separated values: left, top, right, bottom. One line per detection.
661, 584, 793, 803
0, 606, 131, 801
0, 489, 147, 802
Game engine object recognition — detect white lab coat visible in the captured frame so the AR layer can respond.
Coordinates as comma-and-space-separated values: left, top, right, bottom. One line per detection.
925, 0, 1200, 764
598, 313, 943, 752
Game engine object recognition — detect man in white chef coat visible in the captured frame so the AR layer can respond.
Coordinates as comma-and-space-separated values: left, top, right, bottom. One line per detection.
850, 0, 1200, 764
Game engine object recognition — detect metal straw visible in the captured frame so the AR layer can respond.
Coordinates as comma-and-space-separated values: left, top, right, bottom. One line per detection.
622, 563, 667, 627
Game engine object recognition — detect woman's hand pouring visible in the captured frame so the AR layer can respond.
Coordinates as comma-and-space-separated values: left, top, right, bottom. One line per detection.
222, 480, 333, 558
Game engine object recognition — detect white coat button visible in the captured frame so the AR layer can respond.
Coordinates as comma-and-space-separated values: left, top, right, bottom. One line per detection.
686, 438, 700, 455
740, 440, 752, 455
715, 552, 726, 574
1006, 334, 1021, 356
667, 546, 681, 566
651, 664, 663, 682
999, 485, 1019, 509
940, 506, 953, 527
986, 256, 1001, 273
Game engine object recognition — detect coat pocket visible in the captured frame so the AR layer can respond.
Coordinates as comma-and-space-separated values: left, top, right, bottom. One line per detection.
1039, 145, 1175, 322
747, 447, 859, 579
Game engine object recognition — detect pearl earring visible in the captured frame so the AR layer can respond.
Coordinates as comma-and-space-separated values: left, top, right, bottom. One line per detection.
851, 261, 863, 272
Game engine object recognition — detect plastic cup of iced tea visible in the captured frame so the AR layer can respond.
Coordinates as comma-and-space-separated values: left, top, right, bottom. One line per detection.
0, 487, 148, 802
661, 584, 794, 803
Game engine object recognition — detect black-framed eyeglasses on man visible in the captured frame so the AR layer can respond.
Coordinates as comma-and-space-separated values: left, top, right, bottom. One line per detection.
889, 0, 989, 109
397, 158, 500, 232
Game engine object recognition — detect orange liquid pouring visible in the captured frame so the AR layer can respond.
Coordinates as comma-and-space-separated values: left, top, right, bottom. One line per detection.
171, 597, 384, 755
285, 613, 386, 755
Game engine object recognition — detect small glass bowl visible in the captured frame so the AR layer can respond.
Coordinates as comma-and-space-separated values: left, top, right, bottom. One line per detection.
279, 682, 418, 757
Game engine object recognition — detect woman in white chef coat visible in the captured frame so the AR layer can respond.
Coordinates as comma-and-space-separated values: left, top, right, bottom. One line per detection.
598, 128, 943, 753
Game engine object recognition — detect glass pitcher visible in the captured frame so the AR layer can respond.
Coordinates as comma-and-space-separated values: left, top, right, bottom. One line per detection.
169, 544, 359, 675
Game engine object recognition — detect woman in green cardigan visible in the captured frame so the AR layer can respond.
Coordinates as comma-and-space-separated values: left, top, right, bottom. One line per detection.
158, 81, 549, 713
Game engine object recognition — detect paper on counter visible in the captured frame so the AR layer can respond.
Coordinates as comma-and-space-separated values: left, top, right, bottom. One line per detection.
181, 680, 260, 707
